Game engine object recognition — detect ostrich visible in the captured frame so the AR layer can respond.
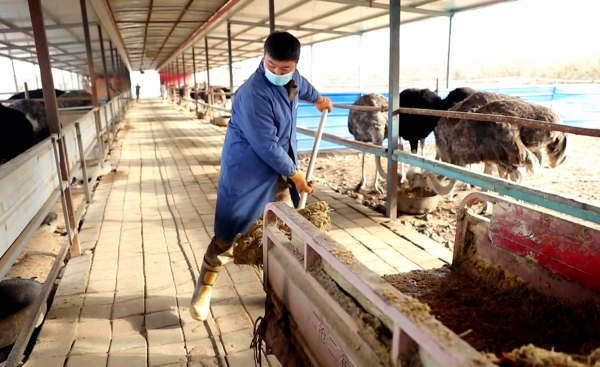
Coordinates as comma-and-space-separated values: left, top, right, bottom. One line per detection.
57, 90, 93, 108
190, 87, 228, 117
1, 103, 62, 230
411, 96, 568, 199
438, 87, 478, 112
7, 99, 49, 143
347, 93, 390, 193
0, 104, 35, 165
436, 91, 567, 179
356, 87, 476, 193
9, 88, 66, 104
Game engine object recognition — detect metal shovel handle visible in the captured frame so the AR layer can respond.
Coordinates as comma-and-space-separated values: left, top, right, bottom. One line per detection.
298, 109, 329, 210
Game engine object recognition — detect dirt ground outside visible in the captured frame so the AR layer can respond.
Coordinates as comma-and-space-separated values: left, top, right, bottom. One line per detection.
298, 134, 600, 250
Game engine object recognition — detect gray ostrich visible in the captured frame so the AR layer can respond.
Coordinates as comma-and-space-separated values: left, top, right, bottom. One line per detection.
410, 94, 568, 200
347, 93, 391, 194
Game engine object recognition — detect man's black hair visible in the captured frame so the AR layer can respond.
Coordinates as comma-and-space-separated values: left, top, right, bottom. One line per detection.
264, 31, 301, 62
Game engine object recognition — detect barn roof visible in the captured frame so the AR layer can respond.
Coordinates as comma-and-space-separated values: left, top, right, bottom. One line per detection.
0, 0, 519, 76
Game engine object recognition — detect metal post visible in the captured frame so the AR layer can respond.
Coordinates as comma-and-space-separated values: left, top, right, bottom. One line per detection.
176, 57, 181, 88
34, 64, 40, 89
99, 26, 114, 149
446, 13, 454, 90
227, 20, 234, 101
80, 0, 99, 108
107, 42, 116, 135
182, 53, 187, 108
110, 42, 116, 87
172, 64, 176, 102
117, 54, 123, 111
10, 58, 19, 93
24, 82, 30, 99
61, 72, 66, 91
94, 109, 105, 168
115, 54, 120, 92
27, 0, 81, 257
386, 0, 400, 221
75, 122, 91, 203
70, 71, 74, 89
269, 0, 275, 33
109, 42, 119, 115
81, 0, 105, 169
310, 44, 314, 83
204, 37, 211, 89
205, 37, 213, 119
98, 26, 111, 102
192, 47, 198, 114
182, 52, 186, 86
358, 32, 363, 92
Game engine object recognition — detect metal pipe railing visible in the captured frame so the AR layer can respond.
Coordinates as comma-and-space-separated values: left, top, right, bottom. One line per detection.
398, 107, 600, 138
191, 99, 231, 113
301, 100, 600, 139
296, 125, 600, 226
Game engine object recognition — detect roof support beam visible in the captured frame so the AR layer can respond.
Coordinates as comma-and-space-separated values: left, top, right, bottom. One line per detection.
0, 21, 98, 34
98, 25, 111, 98
0, 39, 105, 50
156, 0, 254, 71
149, 0, 198, 68
140, 0, 154, 70
229, 20, 356, 36
209, 3, 356, 61
199, 0, 311, 63
116, 20, 204, 24
16, 51, 101, 61
88, 0, 132, 71
314, 0, 451, 16
80, 0, 99, 107
0, 18, 84, 70
112, 6, 213, 13
207, 36, 263, 44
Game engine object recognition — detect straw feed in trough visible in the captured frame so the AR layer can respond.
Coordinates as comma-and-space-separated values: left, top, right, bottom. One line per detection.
233, 201, 331, 268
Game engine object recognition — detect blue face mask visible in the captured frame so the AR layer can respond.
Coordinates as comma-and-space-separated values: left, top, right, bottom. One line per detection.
264, 67, 294, 86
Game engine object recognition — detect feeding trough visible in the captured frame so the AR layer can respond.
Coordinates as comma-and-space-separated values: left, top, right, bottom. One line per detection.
213, 115, 230, 127
397, 186, 440, 214
0, 279, 46, 350
258, 191, 600, 366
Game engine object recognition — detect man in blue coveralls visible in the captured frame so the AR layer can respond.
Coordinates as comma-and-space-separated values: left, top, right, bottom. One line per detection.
190, 31, 333, 321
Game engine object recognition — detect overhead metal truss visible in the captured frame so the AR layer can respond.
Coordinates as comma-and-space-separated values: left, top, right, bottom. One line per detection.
155, 0, 520, 75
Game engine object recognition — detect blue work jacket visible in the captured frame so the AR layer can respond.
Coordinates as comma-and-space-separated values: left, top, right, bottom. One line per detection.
214, 61, 321, 242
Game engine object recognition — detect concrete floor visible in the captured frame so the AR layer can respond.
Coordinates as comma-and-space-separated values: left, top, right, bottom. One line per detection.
22, 99, 451, 367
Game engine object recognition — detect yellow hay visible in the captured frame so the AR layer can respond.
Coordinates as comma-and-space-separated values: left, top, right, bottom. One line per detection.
233, 201, 331, 268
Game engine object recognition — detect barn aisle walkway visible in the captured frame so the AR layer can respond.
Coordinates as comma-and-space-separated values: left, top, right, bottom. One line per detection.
22, 99, 451, 367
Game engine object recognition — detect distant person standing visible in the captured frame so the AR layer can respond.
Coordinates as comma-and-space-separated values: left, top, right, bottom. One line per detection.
160, 82, 166, 101
135, 84, 140, 101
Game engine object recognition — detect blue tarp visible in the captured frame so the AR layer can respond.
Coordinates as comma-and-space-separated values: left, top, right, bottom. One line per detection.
297, 85, 600, 153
